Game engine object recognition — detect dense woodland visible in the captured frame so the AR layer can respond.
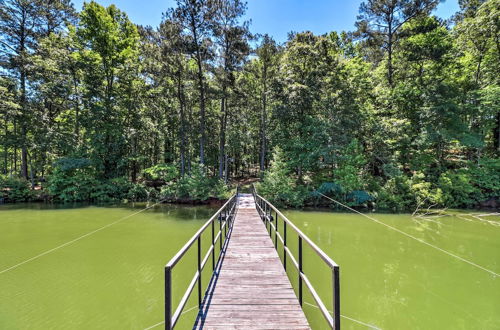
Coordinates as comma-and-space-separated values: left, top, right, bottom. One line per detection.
0, 0, 499, 210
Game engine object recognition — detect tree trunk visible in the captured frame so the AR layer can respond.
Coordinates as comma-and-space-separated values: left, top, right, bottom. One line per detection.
20, 68, 28, 179
260, 66, 268, 172
192, 22, 206, 165
387, 22, 394, 87
177, 75, 187, 177
218, 87, 227, 179
494, 111, 500, 153
3, 120, 8, 175
73, 74, 80, 144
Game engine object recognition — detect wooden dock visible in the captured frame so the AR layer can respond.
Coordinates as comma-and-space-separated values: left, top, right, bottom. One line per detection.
194, 194, 310, 329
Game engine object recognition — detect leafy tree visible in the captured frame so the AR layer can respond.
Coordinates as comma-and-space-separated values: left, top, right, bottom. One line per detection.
211, 0, 250, 180
74, 1, 140, 179
355, 0, 440, 86
170, 0, 215, 165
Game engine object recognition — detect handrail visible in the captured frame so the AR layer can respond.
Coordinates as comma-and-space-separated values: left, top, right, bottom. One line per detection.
251, 185, 340, 329
164, 187, 239, 329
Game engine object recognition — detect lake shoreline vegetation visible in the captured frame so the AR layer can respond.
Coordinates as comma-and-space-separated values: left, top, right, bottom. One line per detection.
0, 0, 499, 212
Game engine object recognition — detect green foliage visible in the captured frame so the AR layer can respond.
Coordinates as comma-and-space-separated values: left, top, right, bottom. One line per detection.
438, 170, 479, 207
160, 164, 229, 201
47, 158, 98, 202
143, 163, 179, 181
1, 0, 498, 212
257, 148, 309, 207
334, 139, 367, 193
438, 158, 500, 207
126, 183, 152, 202
47, 157, 149, 203
377, 173, 444, 212
0, 176, 33, 202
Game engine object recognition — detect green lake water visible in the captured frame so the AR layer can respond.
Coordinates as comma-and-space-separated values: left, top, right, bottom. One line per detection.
0, 203, 499, 329
281, 209, 500, 330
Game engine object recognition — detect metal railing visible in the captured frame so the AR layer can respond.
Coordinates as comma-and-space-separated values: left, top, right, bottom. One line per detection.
164, 189, 239, 329
252, 185, 340, 329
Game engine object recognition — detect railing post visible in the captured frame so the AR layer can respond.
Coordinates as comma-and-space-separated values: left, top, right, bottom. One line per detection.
298, 236, 303, 306
219, 212, 223, 250
333, 266, 340, 330
224, 208, 228, 238
165, 266, 172, 330
266, 208, 270, 233
211, 220, 215, 271
197, 237, 202, 308
283, 221, 287, 271
275, 211, 278, 248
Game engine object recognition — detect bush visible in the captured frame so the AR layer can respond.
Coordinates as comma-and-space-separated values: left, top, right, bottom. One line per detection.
143, 163, 179, 182
159, 163, 229, 201
0, 175, 33, 202
90, 177, 135, 202
469, 158, 500, 201
47, 157, 151, 203
333, 139, 367, 193
126, 183, 151, 202
377, 172, 443, 212
438, 170, 479, 208
257, 147, 306, 207
312, 182, 373, 208
47, 158, 98, 202
438, 158, 500, 208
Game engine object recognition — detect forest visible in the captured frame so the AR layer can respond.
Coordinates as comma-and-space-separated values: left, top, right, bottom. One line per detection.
0, 0, 499, 211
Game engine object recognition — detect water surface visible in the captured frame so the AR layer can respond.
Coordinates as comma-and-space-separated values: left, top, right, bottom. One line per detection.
0, 203, 216, 329
282, 209, 500, 329
1, 204, 499, 329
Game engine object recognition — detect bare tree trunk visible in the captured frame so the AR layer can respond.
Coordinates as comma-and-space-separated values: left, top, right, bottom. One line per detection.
192, 23, 206, 165
495, 111, 500, 153
218, 88, 227, 179
260, 69, 267, 172
3, 120, 8, 175
73, 74, 80, 144
20, 80, 28, 179
387, 20, 394, 87
177, 75, 187, 177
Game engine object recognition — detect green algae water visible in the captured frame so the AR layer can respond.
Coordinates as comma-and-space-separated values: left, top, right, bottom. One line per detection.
1, 204, 499, 329
281, 210, 500, 330
0, 203, 218, 330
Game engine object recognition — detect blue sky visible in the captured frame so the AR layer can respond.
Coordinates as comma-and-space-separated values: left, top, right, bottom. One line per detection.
71, 0, 460, 42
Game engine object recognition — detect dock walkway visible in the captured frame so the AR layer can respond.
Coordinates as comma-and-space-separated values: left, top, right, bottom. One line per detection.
194, 193, 310, 329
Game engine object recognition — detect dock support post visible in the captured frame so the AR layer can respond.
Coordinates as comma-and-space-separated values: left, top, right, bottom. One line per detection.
283, 221, 287, 271
298, 236, 303, 306
165, 266, 172, 330
275, 211, 278, 248
197, 237, 202, 308
333, 266, 340, 330
211, 220, 215, 270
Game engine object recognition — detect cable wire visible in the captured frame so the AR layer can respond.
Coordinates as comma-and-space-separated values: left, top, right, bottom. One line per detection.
318, 192, 499, 278
0, 199, 168, 275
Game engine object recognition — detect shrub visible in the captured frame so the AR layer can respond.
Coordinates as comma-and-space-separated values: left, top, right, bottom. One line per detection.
438, 170, 478, 208
257, 147, 300, 207
47, 157, 150, 203
312, 182, 373, 208
159, 163, 229, 201
126, 183, 151, 202
143, 163, 179, 182
377, 172, 443, 212
0, 175, 33, 202
333, 139, 367, 193
47, 158, 98, 202
438, 158, 500, 207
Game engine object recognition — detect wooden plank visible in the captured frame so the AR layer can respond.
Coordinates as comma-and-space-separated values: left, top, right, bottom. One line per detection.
195, 193, 310, 329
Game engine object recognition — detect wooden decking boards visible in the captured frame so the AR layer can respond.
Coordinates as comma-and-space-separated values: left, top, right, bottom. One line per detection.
194, 194, 310, 329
